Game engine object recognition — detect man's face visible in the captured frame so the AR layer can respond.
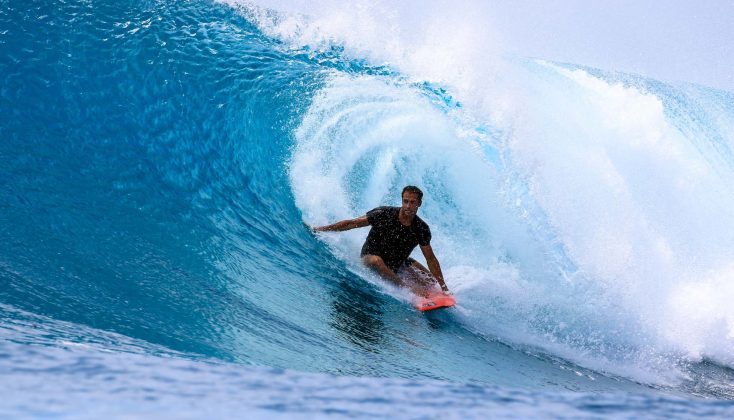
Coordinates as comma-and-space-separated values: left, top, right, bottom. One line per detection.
401, 192, 421, 217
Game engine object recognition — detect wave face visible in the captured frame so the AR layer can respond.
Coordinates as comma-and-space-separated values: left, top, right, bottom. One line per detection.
3, 0, 734, 413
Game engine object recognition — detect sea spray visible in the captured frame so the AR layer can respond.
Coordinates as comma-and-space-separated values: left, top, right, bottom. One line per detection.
235, 0, 734, 385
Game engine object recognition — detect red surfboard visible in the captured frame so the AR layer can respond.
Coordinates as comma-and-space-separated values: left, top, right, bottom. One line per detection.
413, 290, 456, 311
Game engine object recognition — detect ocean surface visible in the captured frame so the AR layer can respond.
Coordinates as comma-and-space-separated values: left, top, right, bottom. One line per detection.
3, 0, 734, 418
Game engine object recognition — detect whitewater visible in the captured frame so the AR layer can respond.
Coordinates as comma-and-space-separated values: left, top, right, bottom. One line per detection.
2, 0, 734, 417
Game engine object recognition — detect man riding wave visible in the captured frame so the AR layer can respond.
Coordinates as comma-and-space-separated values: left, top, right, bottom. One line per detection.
310, 186, 450, 297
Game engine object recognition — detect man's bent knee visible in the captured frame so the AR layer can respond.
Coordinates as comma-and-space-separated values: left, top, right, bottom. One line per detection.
362, 254, 385, 267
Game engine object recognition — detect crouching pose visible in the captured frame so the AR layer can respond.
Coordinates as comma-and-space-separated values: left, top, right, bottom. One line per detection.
310, 186, 450, 297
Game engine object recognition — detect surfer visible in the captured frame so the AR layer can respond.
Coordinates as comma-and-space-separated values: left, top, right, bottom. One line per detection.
310, 186, 450, 297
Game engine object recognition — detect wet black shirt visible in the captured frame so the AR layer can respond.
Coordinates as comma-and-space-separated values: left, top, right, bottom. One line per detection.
360, 206, 431, 272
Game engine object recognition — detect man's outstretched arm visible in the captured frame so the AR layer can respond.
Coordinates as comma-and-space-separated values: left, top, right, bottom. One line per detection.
420, 244, 450, 293
310, 216, 369, 232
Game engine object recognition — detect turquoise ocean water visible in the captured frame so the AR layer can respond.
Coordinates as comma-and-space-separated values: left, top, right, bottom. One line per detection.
3, 0, 734, 417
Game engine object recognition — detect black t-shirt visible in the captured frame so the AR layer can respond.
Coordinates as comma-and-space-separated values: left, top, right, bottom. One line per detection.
360, 206, 431, 271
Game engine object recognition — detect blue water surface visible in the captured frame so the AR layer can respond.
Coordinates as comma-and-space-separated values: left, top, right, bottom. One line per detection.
2, 0, 734, 417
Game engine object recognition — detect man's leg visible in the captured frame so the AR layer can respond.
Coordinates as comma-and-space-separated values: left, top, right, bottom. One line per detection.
362, 255, 402, 285
405, 259, 437, 287
362, 255, 428, 297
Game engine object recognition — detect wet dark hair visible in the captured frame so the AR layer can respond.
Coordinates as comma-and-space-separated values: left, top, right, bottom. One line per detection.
401, 185, 423, 201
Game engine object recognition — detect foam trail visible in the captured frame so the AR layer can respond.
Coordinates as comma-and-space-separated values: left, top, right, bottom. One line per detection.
229, 0, 734, 385
513, 63, 734, 368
